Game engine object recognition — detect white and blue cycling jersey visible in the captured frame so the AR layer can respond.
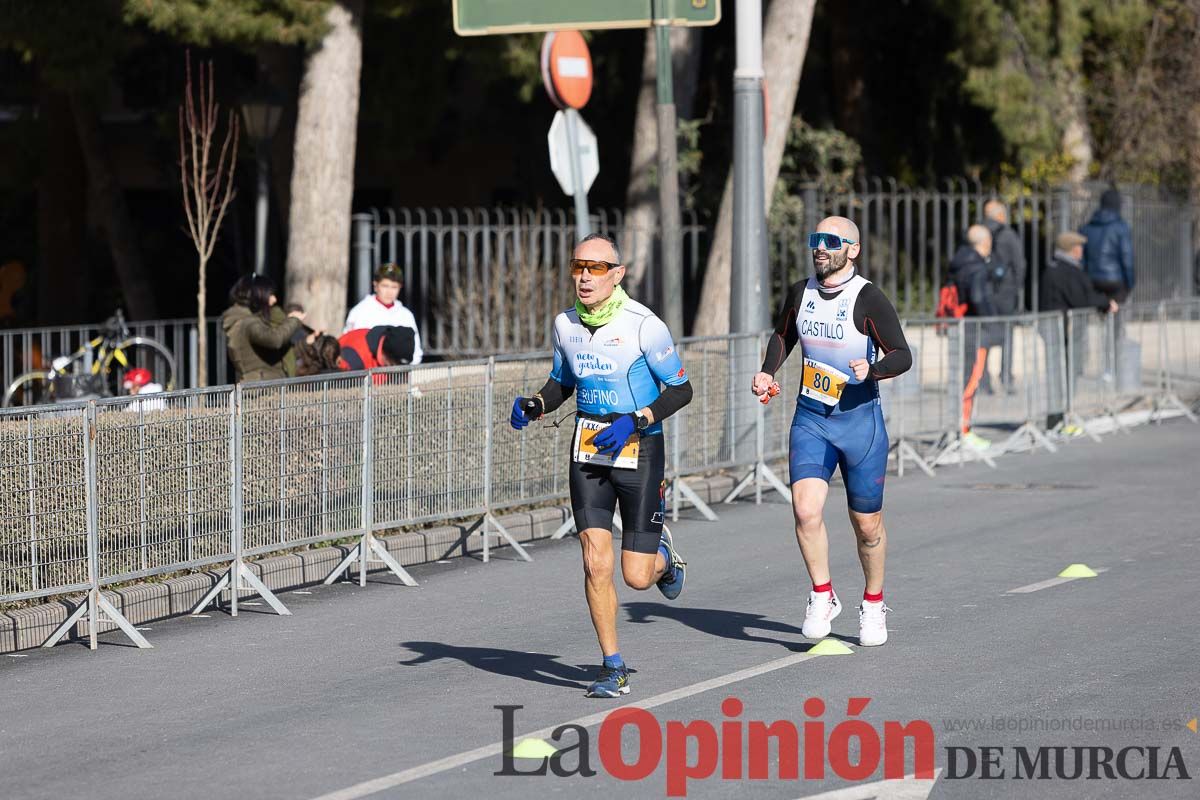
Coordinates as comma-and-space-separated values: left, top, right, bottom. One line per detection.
549, 299, 688, 436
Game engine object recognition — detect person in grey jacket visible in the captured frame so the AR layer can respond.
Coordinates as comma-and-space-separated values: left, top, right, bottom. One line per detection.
1080, 188, 1135, 303
983, 199, 1026, 389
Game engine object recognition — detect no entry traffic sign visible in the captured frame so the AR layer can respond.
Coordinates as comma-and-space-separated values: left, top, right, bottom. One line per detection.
540, 31, 593, 110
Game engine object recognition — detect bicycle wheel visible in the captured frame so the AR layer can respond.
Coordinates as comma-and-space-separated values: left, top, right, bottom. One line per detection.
2, 372, 52, 408
105, 337, 178, 394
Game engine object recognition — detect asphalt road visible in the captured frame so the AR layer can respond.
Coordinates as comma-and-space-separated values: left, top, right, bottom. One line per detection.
3, 419, 1199, 800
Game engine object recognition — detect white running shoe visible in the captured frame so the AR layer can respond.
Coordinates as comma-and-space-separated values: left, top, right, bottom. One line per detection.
858, 600, 890, 646
802, 589, 841, 638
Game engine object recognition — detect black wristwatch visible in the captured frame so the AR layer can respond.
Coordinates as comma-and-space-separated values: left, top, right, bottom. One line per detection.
634, 413, 650, 432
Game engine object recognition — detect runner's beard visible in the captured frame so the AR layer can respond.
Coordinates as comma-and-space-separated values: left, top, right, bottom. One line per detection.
813, 249, 849, 280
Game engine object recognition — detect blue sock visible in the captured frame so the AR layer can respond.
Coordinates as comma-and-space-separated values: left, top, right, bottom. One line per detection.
657, 543, 672, 575
603, 652, 624, 669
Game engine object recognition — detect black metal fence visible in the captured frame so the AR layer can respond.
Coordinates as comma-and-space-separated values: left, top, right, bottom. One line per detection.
5, 180, 1194, 387
356, 207, 707, 355
359, 182, 1194, 355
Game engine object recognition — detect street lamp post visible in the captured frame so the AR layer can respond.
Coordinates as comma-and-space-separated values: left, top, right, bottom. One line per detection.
240, 87, 284, 275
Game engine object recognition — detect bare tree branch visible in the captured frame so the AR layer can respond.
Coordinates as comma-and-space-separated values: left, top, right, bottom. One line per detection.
179, 51, 239, 388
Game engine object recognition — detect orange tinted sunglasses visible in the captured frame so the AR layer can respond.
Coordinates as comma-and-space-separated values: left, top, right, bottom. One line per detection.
569, 259, 621, 276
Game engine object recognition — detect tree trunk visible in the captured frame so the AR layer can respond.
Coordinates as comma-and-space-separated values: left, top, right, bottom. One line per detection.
693, 0, 816, 336
37, 83, 87, 325
621, 27, 701, 296
197, 257, 207, 388
1060, 83, 1093, 187
1054, 1, 1092, 186
68, 90, 158, 320
285, 0, 363, 332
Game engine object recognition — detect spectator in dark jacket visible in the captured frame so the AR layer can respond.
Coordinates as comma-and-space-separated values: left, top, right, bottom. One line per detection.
1080, 188, 1134, 303
1042, 232, 1119, 315
983, 199, 1026, 387
1040, 232, 1118, 432
950, 225, 999, 317
949, 225, 999, 448
222, 275, 307, 382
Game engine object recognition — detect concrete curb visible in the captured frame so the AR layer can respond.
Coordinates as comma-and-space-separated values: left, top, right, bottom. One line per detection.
0, 470, 749, 653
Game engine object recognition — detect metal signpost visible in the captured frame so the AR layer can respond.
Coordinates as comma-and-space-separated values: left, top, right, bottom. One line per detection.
541, 31, 597, 241
653, 0, 684, 334
731, 0, 767, 336
454, 0, 721, 328
729, 0, 767, 474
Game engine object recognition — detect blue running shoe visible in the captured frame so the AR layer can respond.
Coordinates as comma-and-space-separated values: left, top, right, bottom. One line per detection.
655, 526, 686, 601
586, 663, 630, 698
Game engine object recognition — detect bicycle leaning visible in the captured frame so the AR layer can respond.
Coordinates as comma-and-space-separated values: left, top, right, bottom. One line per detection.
2, 310, 177, 408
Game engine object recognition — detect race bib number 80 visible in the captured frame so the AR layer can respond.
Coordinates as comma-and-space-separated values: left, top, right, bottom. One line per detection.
801, 358, 851, 407
573, 418, 640, 469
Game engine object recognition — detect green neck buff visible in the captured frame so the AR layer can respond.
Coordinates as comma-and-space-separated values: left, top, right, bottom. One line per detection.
576, 285, 628, 327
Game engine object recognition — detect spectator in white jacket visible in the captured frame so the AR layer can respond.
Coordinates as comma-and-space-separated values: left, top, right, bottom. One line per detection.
343, 263, 423, 364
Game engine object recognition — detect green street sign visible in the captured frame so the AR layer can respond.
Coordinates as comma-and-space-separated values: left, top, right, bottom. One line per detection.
452, 0, 721, 36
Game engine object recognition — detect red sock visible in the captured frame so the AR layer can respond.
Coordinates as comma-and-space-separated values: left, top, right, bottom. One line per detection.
863, 590, 883, 603
812, 581, 832, 594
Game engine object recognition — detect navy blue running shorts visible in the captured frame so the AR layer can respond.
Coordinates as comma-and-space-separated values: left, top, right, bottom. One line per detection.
789, 401, 889, 513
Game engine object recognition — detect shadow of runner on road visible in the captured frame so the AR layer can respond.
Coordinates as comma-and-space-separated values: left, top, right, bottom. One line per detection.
623, 602, 856, 651
398, 641, 594, 689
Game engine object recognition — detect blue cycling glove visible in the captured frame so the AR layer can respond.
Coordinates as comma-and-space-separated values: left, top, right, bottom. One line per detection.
510, 396, 544, 430
593, 413, 638, 456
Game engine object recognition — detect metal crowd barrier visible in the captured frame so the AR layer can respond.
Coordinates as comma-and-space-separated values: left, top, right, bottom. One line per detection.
1159, 300, 1200, 401
2, 307, 1196, 650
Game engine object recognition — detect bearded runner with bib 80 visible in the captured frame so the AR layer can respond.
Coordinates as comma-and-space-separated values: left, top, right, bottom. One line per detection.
510, 233, 693, 698
751, 216, 912, 647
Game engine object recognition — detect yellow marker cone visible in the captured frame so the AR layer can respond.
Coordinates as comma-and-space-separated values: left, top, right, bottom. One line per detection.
809, 638, 854, 656
509, 738, 558, 759
1058, 563, 1098, 578
1187, 718, 1197, 734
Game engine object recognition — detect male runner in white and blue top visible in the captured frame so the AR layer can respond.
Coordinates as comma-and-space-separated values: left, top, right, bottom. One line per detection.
510, 232, 692, 697
752, 216, 911, 647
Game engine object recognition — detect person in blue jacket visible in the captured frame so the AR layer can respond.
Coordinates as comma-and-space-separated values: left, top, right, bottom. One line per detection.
1080, 188, 1135, 304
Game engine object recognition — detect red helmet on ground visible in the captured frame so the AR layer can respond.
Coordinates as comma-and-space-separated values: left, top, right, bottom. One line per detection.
122, 367, 152, 390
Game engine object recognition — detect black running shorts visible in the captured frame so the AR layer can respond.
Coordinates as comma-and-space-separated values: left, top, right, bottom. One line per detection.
569, 432, 665, 554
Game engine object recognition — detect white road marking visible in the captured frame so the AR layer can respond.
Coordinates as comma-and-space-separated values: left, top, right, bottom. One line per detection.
1007, 567, 1108, 594
308, 650, 823, 800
